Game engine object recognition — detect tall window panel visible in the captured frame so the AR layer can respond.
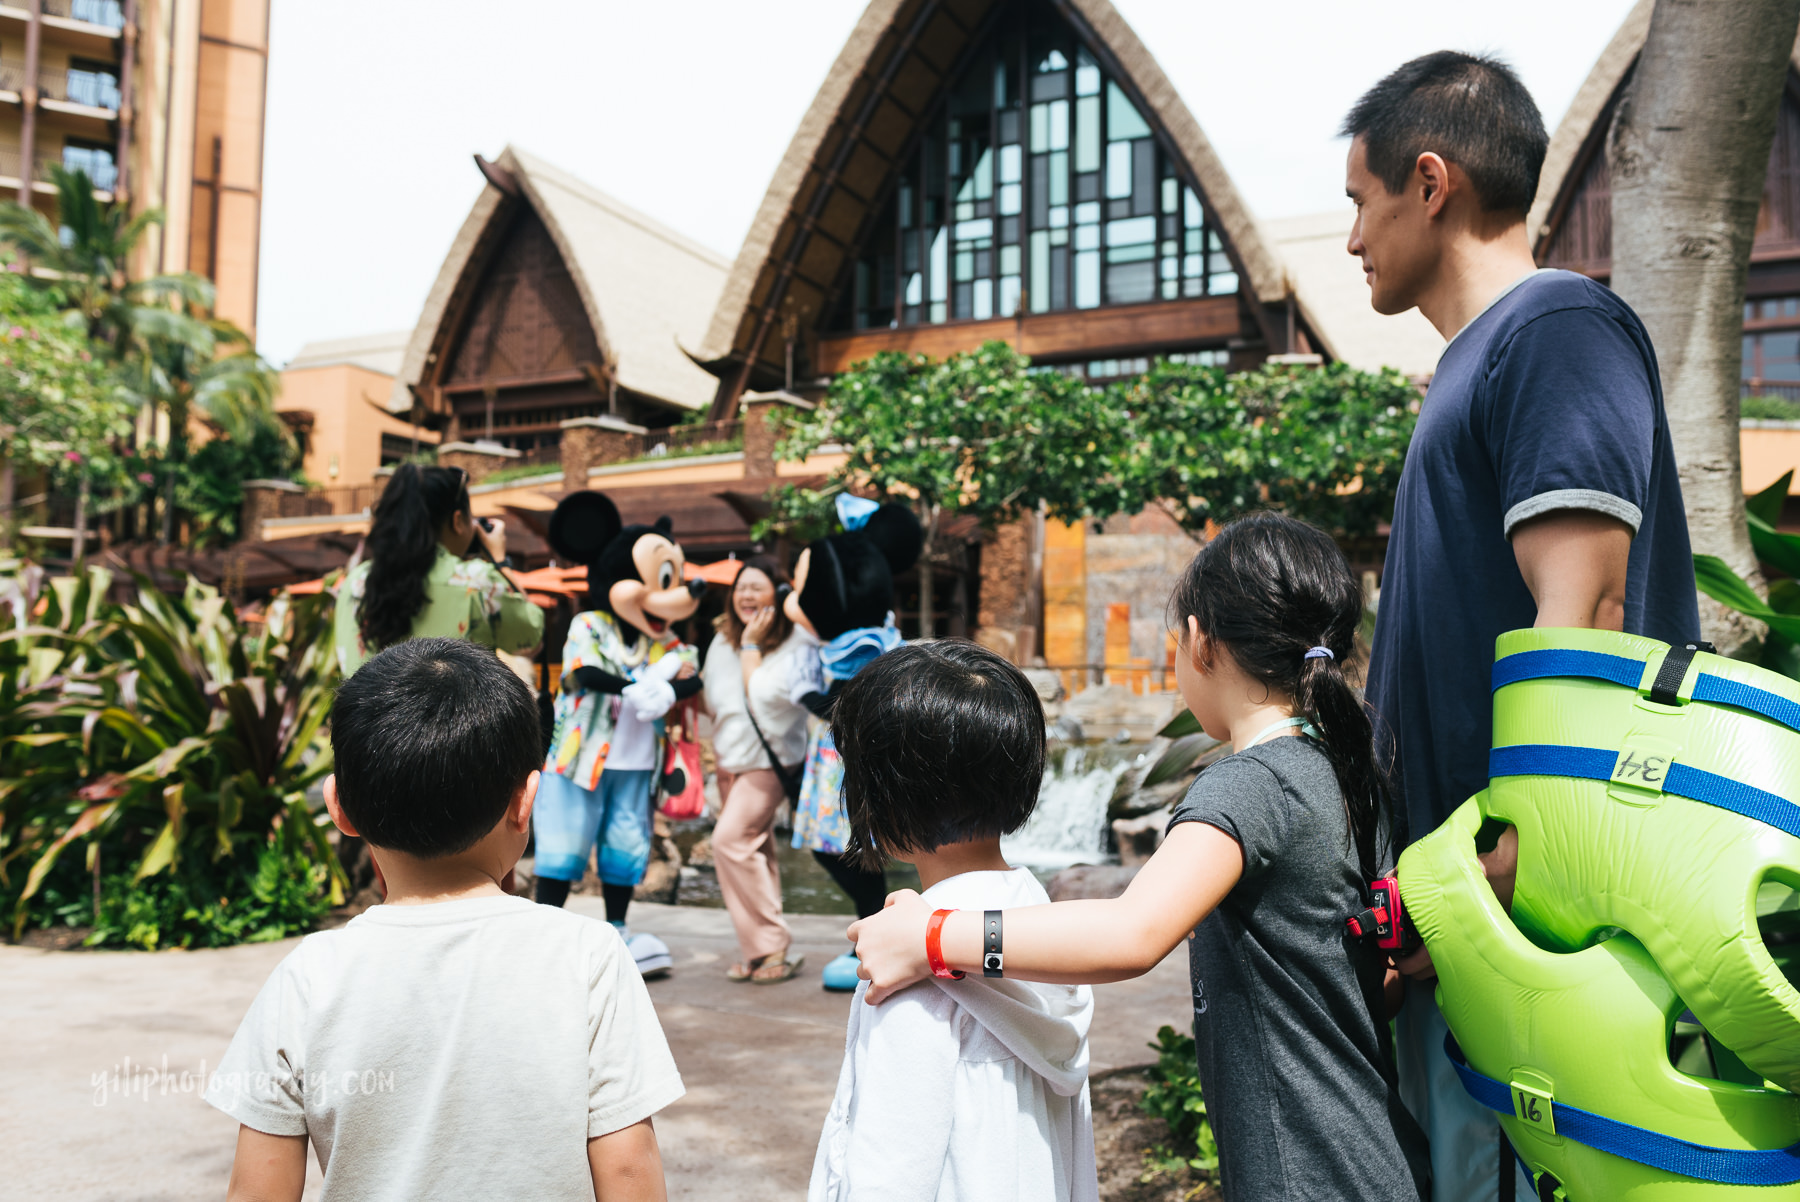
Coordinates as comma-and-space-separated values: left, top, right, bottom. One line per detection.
835, 0, 1238, 332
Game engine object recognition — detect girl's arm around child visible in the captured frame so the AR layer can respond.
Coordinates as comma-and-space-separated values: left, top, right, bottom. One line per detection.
853, 794, 1244, 999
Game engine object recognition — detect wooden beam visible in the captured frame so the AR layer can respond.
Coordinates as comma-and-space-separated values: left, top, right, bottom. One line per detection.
814, 294, 1241, 374
439, 367, 596, 395
714, 0, 955, 421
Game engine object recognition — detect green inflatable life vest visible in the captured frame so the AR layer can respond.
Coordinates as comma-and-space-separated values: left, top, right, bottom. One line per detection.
1397, 627, 1800, 1198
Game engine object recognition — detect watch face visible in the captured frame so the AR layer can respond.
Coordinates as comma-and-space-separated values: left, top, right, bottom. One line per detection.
984, 954, 1002, 972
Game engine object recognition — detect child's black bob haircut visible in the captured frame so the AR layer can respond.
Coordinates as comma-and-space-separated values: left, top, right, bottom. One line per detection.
331, 637, 542, 857
833, 639, 1045, 871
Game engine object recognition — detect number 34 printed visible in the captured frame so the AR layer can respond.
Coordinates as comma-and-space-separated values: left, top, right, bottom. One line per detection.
1613, 751, 1668, 785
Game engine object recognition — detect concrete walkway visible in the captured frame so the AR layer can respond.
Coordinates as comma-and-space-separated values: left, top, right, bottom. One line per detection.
0, 899, 1191, 1200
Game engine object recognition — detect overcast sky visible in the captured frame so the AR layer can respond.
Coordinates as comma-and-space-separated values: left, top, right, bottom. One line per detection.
256, 0, 1636, 367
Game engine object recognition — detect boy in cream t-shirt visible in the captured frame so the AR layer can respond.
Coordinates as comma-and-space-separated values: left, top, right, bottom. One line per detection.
206, 638, 683, 1201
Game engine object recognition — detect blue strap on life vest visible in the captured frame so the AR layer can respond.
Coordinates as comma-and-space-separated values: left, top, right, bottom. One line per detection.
1445, 1035, 1800, 1185
1488, 744, 1800, 843
1492, 648, 1800, 737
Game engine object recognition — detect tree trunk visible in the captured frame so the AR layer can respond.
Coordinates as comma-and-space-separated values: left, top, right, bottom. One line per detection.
1608, 0, 1800, 653
70, 475, 88, 563
0, 457, 13, 550
919, 558, 935, 640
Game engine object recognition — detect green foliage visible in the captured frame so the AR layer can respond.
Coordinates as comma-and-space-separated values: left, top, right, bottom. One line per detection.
773, 343, 1420, 545
476, 461, 561, 487
172, 421, 298, 546
0, 166, 293, 547
1696, 469, 1800, 678
1112, 359, 1419, 538
1742, 395, 1800, 421
0, 263, 139, 506
75, 843, 331, 950
752, 482, 849, 545
774, 341, 1132, 533
0, 562, 343, 943
1139, 1024, 1220, 1182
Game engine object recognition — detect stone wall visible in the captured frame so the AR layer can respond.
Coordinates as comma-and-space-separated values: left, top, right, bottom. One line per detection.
437, 440, 520, 484
559, 416, 646, 491
740, 390, 813, 478
1084, 526, 1198, 674
975, 513, 1041, 664
238, 479, 306, 542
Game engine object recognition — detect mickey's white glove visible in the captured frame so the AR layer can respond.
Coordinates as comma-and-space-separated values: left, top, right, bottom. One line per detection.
644, 653, 687, 684
788, 645, 824, 707
622, 677, 677, 720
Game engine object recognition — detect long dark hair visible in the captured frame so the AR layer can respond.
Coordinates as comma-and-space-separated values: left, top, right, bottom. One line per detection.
1168, 511, 1386, 881
358, 464, 470, 651
713, 555, 794, 652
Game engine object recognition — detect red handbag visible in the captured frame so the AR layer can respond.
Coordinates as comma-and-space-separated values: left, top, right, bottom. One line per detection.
658, 700, 706, 819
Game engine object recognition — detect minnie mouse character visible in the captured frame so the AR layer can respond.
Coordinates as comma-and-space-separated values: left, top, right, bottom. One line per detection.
783, 494, 924, 990
536, 490, 704, 977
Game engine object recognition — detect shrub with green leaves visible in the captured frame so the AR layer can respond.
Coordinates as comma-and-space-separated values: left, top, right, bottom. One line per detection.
1139, 1024, 1220, 1182
764, 343, 1419, 544
0, 563, 343, 946
1111, 359, 1419, 538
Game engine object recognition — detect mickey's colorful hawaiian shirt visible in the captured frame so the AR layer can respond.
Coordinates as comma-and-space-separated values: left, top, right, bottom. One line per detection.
546, 609, 698, 790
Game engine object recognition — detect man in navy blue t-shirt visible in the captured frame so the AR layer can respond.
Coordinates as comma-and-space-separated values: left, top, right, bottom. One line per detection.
1343, 52, 1700, 1202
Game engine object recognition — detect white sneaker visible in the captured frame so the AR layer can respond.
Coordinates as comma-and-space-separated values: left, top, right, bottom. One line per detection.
626, 930, 673, 978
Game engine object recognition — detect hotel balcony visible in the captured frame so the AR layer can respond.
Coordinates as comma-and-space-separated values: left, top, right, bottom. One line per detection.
0, 60, 119, 112
40, 0, 124, 29
0, 0, 124, 35
0, 144, 115, 196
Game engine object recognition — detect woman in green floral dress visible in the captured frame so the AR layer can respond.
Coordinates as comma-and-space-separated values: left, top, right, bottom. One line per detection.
332, 464, 544, 677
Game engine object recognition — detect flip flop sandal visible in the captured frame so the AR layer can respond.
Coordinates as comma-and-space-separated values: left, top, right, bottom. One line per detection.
751, 953, 806, 984
726, 958, 764, 982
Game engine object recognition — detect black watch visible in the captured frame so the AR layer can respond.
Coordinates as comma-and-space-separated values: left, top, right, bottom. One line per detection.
982, 910, 1003, 978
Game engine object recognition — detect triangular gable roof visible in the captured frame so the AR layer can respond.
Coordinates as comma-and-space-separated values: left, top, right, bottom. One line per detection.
1530, 0, 1800, 254
695, 0, 1287, 374
390, 146, 730, 415
1525, 0, 1653, 250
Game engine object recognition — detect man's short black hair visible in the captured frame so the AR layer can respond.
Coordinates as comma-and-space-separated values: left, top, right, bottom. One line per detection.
1341, 50, 1547, 215
833, 640, 1044, 871
331, 638, 542, 857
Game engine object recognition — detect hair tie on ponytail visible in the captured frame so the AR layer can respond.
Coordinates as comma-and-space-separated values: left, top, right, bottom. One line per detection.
1304, 646, 1335, 660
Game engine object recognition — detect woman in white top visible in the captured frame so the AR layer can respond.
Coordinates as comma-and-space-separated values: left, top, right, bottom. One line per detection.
704, 556, 810, 983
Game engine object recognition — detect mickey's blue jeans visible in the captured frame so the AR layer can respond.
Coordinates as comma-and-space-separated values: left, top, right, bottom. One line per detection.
532, 769, 655, 887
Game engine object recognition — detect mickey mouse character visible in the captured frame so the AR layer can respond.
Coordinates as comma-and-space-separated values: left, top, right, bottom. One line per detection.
783, 494, 924, 990
535, 490, 704, 977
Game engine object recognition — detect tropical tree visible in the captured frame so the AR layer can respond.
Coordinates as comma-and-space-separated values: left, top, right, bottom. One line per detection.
1609, 0, 1800, 652
766, 343, 1418, 633
0, 165, 290, 545
0, 165, 210, 350
0, 264, 137, 557
1108, 359, 1418, 541
770, 341, 1130, 630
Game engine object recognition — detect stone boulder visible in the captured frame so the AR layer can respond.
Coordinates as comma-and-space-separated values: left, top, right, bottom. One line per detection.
1060, 685, 1178, 743
1047, 863, 1140, 901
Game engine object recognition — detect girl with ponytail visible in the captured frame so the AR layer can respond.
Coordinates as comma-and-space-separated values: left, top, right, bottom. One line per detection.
332, 463, 544, 676
846, 512, 1429, 1201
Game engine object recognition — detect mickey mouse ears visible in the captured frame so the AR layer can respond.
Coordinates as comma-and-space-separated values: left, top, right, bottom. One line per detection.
548, 491, 623, 566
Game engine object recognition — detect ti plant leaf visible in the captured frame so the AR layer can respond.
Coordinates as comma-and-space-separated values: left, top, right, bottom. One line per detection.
1142, 732, 1220, 788
1158, 709, 1201, 739
1695, 553, 1800, 642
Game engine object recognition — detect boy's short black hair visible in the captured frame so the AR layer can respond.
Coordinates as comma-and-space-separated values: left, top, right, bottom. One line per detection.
1340, 50, 1547, 216
331, 638, 542, 857
833, 640, 1045, 871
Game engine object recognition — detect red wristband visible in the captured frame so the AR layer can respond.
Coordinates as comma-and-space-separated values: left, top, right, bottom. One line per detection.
927, 909, 965, 980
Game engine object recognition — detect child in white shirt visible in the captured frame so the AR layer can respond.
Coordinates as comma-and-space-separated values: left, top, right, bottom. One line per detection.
809, 640, 1097, 1202
206, 638, 684, 1201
